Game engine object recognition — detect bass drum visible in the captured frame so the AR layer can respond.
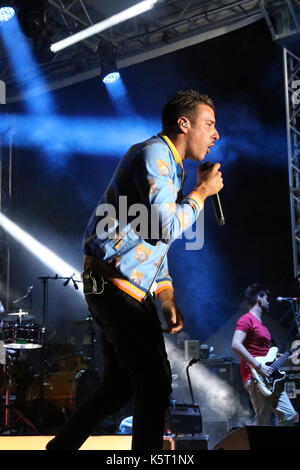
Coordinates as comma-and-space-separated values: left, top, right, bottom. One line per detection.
25, 369, 101, 426
53, 353, 88, 372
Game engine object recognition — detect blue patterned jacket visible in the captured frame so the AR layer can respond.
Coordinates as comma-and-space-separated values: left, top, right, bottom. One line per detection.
83, 134, 204, 301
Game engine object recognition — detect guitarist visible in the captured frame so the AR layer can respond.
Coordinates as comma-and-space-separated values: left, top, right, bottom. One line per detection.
232, 283, 298, 425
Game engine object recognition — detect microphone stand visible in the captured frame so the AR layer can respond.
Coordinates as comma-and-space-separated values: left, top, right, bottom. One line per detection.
186, 358, 199, 405
35, 274, 82, 430
36, 275, 53, 432
291, 300, 300, 338
279, 299, 300, 352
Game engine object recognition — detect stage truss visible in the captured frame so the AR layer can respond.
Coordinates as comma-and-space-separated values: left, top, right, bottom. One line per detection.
260, 0, 300, 280
0, 125, 12, 311
284, 48, 300, 280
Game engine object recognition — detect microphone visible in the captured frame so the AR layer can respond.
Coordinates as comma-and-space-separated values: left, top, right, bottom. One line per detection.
63, 273, 75, 287
200, 161, 225, 226
276, 297, 300, 302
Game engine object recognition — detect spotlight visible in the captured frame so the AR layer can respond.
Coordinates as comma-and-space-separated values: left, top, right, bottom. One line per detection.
0, 1, 15, 23
99, 39, 120, 85
103, 72, 120, 84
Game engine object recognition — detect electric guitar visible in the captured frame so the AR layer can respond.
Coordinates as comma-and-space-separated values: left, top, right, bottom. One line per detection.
250, 345, 300, 397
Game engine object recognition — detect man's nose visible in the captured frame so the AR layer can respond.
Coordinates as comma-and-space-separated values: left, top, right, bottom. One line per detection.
213, 128, 220, 141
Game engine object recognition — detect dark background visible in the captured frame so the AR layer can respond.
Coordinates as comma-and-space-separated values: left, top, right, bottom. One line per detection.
3, 18, 297, 359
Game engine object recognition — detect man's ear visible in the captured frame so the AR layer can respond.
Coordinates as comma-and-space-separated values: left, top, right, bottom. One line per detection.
178, 118, 189, 133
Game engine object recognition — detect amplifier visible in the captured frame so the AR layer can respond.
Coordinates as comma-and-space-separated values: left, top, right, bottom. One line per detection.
165, 403, 202, 435
282, 366, 300, 413
199, 360, 241, 388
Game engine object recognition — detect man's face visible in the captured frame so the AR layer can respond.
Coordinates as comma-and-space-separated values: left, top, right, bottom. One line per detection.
184, 103, 220, 161
259, 293, 269, 313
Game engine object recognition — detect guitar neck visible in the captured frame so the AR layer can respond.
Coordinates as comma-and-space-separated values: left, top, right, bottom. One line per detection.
270, 350, 290, 371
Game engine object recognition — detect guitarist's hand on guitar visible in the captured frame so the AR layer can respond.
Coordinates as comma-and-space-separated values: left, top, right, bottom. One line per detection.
257, 363, 272, 377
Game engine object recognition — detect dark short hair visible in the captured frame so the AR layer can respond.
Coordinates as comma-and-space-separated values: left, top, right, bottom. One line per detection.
161, 89, 215, 134
244, 283, 270, 307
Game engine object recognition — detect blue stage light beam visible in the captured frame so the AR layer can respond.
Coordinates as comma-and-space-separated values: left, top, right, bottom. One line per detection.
103, 75, 136, 116
0, 111, 286, 167
0, 212, 83, 294
0, 16, 55, 115
0, 114, 159, 161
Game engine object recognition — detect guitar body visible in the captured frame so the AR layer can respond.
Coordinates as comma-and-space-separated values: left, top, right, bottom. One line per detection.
250, 347, 287, 397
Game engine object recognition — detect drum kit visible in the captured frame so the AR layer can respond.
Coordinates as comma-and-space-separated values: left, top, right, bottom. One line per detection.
0, 278, 101, 434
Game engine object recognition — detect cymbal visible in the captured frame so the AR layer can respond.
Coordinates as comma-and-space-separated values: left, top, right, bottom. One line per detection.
73, 316, 93, 326
7, 311, 30, 316
0, 312, 35, 321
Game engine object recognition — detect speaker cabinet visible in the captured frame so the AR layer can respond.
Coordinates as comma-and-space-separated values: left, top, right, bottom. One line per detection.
213, 425, 300, 450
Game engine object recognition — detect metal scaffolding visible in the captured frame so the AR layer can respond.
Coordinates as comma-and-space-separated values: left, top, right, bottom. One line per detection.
0, 127, 12, 311
284, 48, 300, 280
1, 0, 263, 102
260, 0, 300, 279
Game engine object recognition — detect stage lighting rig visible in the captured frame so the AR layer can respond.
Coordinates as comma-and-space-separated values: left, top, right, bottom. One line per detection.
0, 1, 15, 22
51, 0, 159, 53
16, 0, 48, 38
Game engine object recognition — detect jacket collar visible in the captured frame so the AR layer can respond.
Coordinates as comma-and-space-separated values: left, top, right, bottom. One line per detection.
159, 133, 183, 167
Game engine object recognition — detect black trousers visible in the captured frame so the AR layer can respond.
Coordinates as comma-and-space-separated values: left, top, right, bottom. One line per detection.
46, 272, 172, 450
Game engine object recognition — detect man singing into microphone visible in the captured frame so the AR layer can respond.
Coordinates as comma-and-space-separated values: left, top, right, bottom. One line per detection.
232, 284, 297, 426
46, 90, 223, 450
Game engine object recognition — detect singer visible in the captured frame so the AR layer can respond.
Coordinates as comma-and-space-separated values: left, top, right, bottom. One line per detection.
232, 284, 297, 426
46, 90, 223, 451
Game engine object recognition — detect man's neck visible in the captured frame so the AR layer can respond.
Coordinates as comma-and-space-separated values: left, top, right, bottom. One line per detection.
249, 305, 262, 321
163, 132, 186, 161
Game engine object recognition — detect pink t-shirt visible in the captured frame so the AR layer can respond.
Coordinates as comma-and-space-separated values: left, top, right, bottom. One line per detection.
235, 312, 272, 383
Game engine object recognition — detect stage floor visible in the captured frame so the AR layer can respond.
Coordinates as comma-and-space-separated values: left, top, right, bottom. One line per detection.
0, 435, 132, 450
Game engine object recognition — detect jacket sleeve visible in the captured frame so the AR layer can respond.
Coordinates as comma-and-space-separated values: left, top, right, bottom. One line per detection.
155, 255, 173, 295
133, 139, 204, 244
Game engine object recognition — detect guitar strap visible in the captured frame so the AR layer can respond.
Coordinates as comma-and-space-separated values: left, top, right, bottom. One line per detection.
271, 336, 278, 348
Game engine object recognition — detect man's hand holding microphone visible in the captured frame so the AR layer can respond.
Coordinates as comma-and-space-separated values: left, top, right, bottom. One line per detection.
194, 162, 224, 226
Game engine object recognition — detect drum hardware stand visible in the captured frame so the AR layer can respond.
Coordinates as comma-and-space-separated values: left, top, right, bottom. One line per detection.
0, 351, 36, 434
12, 286, 34, 311
0, 289, 42, 433
85, 315, 96, 368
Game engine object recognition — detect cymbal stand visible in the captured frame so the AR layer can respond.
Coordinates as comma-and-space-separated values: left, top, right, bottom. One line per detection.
36, 275, 52, 432
86, 316, 96, 368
